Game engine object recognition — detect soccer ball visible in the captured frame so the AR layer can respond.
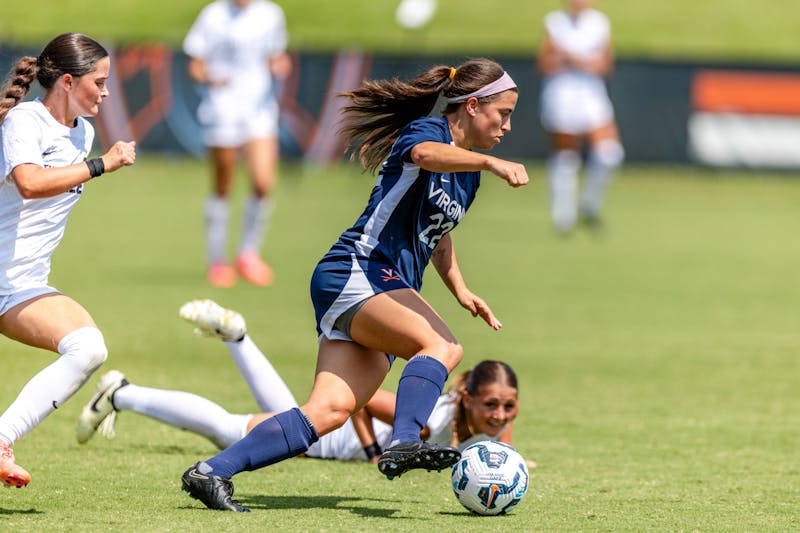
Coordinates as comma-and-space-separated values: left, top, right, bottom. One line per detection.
451, 441, 529, 516
395, 0, 437, 30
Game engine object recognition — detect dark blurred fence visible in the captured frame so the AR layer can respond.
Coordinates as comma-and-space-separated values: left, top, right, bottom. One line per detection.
3, 43, 800, 169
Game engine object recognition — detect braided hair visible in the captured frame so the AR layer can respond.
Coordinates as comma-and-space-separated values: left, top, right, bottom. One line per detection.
0, 33, 107, 123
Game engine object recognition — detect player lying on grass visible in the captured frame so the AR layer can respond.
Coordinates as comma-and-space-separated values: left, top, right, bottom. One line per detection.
77, 299, 532, 467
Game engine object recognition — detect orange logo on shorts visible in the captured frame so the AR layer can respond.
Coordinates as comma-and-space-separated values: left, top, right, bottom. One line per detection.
380, 268, 400, 282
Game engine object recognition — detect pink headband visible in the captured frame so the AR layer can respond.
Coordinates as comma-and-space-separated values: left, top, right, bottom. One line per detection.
446, 71, 517, 104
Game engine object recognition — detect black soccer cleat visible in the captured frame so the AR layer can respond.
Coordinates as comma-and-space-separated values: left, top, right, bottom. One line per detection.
377, 441, 461, 480
181, 463, 250, 512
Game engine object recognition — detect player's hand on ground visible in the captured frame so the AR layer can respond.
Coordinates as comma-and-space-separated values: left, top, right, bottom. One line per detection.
101, 141, 137, 173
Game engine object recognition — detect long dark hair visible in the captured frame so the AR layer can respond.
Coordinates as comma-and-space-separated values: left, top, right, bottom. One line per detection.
0, 33, 108, 122
449, 360, 518, 439
338, 58, 509, 174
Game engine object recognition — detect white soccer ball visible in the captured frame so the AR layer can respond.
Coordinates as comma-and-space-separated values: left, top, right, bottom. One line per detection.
451, 440, 529, 516
395, 0, 437, 30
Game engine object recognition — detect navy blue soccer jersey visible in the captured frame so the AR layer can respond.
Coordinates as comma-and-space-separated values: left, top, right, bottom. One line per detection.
311, 116, 483, 339
322, 116, 481, 290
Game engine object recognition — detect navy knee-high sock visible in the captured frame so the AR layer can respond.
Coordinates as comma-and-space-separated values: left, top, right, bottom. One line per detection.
391, 355, 449, 444
200, 407, 318, 479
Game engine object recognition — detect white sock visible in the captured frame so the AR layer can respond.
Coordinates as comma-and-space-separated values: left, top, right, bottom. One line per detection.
226, 334, 297, 412
238, 195, 273, 256
204, 195, 229, 265
581, 139, 624, 217
113, 383, 249, 449
0, 327, 107, 445
548, 150, 581, 233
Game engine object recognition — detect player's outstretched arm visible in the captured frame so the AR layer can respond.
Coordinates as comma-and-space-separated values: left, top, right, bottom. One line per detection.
431, 234, 502, 330
11, 140, 136, 199
411, 142, 528, 188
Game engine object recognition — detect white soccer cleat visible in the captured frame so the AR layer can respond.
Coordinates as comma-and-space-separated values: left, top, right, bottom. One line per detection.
179, 299, 246, 342
76, 370, 128, 444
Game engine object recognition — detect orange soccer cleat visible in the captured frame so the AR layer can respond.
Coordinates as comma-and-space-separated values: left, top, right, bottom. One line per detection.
0, 443, 30, 488
207, 263, 237, 288
236, 252, 274, 287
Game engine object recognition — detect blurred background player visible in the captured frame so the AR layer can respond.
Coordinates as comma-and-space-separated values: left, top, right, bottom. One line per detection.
77, 300, 534, 468
183, 0, 291, 287
0, 32, 136, 488
538, 0, 624, 234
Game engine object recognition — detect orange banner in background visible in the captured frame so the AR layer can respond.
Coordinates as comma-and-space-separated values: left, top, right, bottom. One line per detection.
693, 70, 800, 115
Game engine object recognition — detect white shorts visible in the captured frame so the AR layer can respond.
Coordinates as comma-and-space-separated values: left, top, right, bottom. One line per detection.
200, 101, 279, 148
0, 285, 60, 317
540, 73, 615, 135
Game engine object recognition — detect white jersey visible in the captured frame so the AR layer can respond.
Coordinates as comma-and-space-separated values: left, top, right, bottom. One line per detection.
306, 417, 394, 461
306, 392, 459, 461
305, 390, 510, 460
183, 0, 288, 127
545, 8, 609, 63
0, 99, 93, 295
540, 8, 615, 134
424, 391, 459, 447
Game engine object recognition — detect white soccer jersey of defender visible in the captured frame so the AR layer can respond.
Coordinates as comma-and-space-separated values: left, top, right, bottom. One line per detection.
545, 8, 609, 61
306, 392, 459, 461
182, 0, 288, 125
0, 99, 94, 294
540, 8, 615, 134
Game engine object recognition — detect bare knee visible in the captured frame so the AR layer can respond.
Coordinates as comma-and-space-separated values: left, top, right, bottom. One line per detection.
424, 339, 463, 373
327, 407, 352, 432
447, 342, 464, 370
303, 403, 353, 436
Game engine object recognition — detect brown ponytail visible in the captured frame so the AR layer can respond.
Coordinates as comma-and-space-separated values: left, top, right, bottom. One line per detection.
338, 58, 508, 174
0, 32, 108, 123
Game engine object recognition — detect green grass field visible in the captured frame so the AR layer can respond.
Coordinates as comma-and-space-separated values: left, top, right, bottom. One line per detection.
2, 1, 799, 530
1, 157, 799, 531
4, 0, 800, 62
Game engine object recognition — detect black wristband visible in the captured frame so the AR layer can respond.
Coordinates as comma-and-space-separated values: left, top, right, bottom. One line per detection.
363, 442, 382, 460
86, 157, 105, 178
